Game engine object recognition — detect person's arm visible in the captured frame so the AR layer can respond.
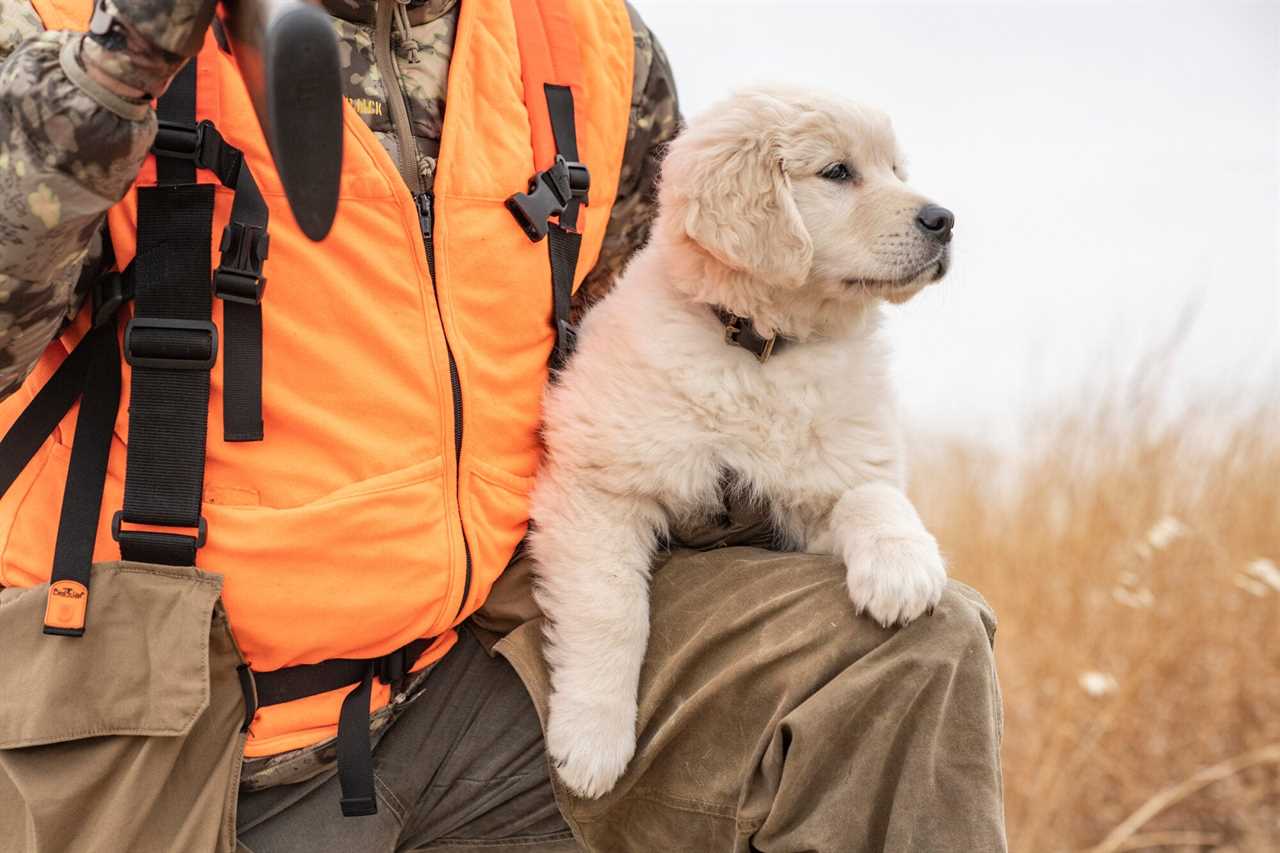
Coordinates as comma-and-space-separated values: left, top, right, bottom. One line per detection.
572, 3, 681, 319
0, 0, 211, 400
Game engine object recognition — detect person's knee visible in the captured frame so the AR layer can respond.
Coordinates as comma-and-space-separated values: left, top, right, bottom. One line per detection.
900, 580, 998, 669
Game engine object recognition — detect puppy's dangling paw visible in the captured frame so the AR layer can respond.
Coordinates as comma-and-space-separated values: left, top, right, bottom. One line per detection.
546, 689, 637, 799
842, 528, 947, 627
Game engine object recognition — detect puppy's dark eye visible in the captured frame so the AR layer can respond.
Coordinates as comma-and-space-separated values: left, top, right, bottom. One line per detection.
819, 163, 854, 182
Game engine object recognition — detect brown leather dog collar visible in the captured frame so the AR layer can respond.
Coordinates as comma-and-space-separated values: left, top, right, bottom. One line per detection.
712, 307, 792, 364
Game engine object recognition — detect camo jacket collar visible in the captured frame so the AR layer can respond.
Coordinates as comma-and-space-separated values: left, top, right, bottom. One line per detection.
319, 0, 457, 26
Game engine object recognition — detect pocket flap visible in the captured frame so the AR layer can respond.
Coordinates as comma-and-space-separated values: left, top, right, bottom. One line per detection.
0, 563, 224, 749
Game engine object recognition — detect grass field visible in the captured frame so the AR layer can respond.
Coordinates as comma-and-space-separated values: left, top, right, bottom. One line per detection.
909, 373, 1280, 852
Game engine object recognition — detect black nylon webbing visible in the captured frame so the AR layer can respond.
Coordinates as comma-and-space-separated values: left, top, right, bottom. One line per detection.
119, 59, 215, 564
0, 305, 122, 636
250, 636, 432, 818
218, 159, 269, 442
49, 325, 121, 597
157, 62, 197, 186
543, 84, 583, 371
547, 224, 580, 370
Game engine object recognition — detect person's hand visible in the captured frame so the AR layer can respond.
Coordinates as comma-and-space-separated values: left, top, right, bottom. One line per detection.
79, 0, 218, 101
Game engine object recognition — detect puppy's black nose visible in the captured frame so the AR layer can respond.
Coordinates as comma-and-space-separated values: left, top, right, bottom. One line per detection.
915, 204, 955, 242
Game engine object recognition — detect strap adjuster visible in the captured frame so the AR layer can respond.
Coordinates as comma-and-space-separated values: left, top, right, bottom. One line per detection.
153, 120, 242, 182
124, 317, 218, 371
214, 223, 269, 305
505, 155, 591, 242
111, 510, 208, 548
153, 119, 210, 164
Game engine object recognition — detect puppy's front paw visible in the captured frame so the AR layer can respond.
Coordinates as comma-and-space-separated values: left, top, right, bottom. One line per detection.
546, 688, 637, 799
842, 528, 947, 627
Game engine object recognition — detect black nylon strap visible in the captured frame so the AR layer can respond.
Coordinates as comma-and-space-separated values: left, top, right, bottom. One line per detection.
0, 305, 122, 636
337, 665, 377, 816
543, 84, 581, 230
547, 224, 580, 371
543, 84, 583, 371
217, 158, 269, 442
46, 323, 121, 630
156, 62, 197, 186
252, 638, 432, 707
118, 59, 214, 564
250, 637, 432, 818
0, 343, 97, 499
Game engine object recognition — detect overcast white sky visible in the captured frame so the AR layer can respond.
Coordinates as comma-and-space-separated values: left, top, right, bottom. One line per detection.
636, 0, 1279, 437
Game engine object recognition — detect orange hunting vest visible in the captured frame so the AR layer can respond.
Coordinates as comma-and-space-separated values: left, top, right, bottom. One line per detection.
3, 0, 633, 757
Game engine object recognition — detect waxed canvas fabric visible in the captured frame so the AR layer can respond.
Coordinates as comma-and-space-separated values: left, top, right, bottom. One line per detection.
0, 562, 250, 853
235, 545, 1007, 852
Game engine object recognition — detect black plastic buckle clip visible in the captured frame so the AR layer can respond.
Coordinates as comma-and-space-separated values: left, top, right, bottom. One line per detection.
505, 155, 591, 242
153, 119, 208, 164
90, 271, 131, 329
124, 317, 219, 371
214, 223, 270, 305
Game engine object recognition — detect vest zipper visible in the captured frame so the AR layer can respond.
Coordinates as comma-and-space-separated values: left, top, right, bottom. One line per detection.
375, 0, 473, 621
416, 192, 473, 620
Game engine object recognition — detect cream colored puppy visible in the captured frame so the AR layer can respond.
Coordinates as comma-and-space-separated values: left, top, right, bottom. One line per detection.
528, 87, 954, 798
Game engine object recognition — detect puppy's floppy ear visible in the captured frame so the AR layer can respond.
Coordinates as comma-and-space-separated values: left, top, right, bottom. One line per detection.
670, 110, 814, 287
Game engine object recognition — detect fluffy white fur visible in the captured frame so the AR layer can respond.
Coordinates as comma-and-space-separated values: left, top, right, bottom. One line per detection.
528, 87, 952, 798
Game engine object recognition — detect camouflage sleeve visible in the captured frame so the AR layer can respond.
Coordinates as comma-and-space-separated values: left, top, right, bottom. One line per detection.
0, 3, 156, 400
573, 2, 681, 319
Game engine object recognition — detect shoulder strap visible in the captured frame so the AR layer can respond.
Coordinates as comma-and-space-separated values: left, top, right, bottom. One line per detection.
116, 60, 217, 565
506, 0, 590, 371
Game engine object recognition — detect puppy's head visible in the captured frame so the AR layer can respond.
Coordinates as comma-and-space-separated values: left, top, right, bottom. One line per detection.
657, 87, 951, 333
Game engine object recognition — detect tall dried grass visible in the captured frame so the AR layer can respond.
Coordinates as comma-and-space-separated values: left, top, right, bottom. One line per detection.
909, 360, 1280, 852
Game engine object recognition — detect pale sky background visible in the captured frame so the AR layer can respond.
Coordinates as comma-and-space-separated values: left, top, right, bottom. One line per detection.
636, 0, 1279, 439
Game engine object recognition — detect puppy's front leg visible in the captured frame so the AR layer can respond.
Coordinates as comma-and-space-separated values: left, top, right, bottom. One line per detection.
830, 481, 947, 627
528, 471, 664, 799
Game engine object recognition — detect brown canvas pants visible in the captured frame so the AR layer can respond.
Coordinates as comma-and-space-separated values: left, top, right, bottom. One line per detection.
235, 546, 1008, 853
0, 548, 1006, 852
0, 562, 250, 853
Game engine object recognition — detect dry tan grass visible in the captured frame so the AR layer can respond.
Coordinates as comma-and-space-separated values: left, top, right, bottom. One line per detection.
908, 368, 1280, 852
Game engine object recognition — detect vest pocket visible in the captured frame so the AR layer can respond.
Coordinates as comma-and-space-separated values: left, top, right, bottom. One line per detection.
0, 562, 250, 853
461, 459, 537, 621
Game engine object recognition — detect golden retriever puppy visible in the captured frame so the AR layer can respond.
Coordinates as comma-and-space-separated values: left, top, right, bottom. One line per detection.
529, 87, 954, 798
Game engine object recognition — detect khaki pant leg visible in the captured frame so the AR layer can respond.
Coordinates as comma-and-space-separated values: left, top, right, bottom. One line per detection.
0, 563, 250, 853
495, 547, 1007, 853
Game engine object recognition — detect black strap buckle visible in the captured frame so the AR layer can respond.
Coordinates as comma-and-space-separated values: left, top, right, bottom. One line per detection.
153, 120, 242, 183
505, 155, 591, 242
90, 270, 131, 329
214, 223, 269, 305
124, 317, 218, 371
153, 119, 210, 164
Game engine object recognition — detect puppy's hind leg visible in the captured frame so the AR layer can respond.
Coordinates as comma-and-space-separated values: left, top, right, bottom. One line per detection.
527, 470, 666, 799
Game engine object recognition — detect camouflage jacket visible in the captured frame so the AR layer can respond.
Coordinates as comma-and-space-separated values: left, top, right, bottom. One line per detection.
0, 0, 679, 400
